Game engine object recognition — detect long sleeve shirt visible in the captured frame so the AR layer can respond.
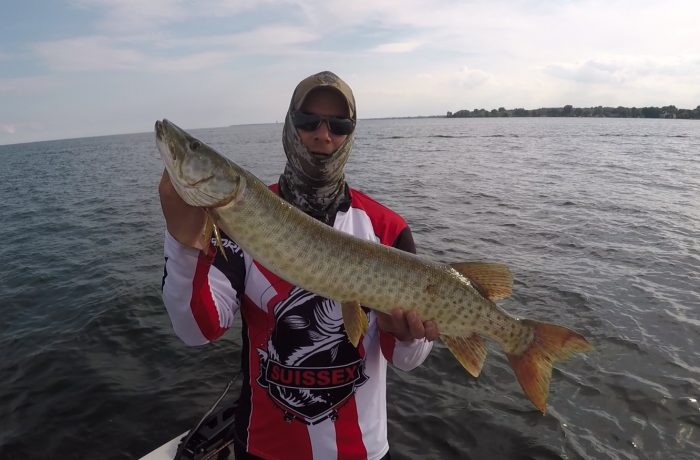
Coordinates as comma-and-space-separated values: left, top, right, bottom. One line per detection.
161, 185, 433, 460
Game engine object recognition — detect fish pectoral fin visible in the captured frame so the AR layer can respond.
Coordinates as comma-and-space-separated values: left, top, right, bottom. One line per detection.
341, 301, 368, 348
442, 334, 487, 377
202, 214, 215, 257
212, 223, 228, 261
203, 211, 228, 261
450, 262, 513, 301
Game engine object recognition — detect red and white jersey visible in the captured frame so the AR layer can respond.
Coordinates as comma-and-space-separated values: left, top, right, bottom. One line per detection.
162, 186, 433, 460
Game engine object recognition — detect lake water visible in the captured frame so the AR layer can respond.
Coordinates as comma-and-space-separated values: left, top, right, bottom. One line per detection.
1, 117, 698, 459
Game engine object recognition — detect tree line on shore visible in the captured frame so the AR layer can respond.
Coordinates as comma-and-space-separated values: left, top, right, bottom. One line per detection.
446, 105, 700, 119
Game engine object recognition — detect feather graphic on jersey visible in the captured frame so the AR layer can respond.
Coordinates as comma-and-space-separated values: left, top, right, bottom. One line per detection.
256, 287, 368, 424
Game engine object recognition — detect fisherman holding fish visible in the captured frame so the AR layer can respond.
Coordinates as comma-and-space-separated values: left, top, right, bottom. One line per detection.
159, 71, 439, 459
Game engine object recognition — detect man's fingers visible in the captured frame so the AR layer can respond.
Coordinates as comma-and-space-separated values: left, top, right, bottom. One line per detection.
377, 308, 439, 342
424, 321, 439, 341
403, 310, 420, 339
390, 308, 404, 323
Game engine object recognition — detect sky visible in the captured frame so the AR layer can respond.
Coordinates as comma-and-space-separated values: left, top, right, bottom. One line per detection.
1, 0, 699, 145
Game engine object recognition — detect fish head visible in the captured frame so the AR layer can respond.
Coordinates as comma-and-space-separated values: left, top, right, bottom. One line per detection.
155, 119, 244, 208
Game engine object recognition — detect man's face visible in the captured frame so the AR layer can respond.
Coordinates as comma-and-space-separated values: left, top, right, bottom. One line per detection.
297, 89, 349, 156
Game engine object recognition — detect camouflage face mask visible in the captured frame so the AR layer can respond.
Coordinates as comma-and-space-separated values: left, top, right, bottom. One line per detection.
279, 71, 357, 225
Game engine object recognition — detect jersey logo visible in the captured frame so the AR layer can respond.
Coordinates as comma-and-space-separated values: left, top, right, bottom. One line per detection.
256, 287, 368, 424
211, 237, 243, 256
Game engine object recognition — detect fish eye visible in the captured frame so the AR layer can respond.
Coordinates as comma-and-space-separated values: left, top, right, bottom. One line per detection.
190, 141, 201, 150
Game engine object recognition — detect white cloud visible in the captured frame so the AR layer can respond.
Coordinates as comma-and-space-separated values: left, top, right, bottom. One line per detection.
148, 51, 233, 72
143, 26, 319, 53
222, 25, 319, 51
70, 0, 277, 32
34, 37, 146, 71
545, 59, 629, 84
33, 24, 321, 73
0, 76, 57, 93
70, 0, 190, 32
544, 55, 700, 84
0, 124, 17, 134
346, 65, 498, 117
49, 1, 700, 76
455, 66, 491, 88
371, 41, 423, 54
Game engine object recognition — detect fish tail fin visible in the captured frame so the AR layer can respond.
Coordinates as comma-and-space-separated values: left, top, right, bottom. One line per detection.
506, 320, 592, 414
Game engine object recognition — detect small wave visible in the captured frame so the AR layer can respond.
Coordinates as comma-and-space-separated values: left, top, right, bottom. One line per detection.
665, 310, 700, 328
427, 134, 477, 139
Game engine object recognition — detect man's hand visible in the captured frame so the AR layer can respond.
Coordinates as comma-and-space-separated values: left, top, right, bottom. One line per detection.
375, 309, 439, 342
159, 169, 208, 250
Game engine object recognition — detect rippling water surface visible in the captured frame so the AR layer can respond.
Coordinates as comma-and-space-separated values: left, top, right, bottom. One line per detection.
1, 118, 698, 459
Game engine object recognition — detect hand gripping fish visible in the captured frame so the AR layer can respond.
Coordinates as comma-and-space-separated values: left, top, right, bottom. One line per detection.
155, 119, 592, 414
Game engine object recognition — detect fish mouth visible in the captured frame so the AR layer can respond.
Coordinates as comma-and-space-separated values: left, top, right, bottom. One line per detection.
155, 120, 164, 141
155, 119, 178, 144
155, 119, 179, 163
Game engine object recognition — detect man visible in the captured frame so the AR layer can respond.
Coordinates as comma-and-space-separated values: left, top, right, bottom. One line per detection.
159, 71, 438, 460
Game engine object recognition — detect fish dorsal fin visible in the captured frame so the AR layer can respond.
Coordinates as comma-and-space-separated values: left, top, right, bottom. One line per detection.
450, 262, 512, 301
341, 301, 368, 347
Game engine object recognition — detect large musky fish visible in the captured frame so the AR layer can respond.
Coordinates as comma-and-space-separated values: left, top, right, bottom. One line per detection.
155, 119, 592, 414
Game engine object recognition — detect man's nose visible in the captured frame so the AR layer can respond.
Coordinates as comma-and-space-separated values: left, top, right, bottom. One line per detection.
313, 119, 332, 140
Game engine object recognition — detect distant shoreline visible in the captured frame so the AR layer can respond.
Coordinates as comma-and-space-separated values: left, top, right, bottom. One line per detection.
446, 105, 700, 119
3, 109, 699, 147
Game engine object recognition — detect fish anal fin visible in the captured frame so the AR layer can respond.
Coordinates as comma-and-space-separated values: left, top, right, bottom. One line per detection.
442, 334, 487, 377
450, 262, 513, 301
341, 301, 368, 347
506, 320, 593, 414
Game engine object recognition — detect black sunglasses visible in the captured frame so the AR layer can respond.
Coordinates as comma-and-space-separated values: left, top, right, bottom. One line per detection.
291, 111, 355, 136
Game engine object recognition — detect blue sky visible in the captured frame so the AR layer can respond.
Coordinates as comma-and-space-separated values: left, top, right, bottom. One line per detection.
1, 0, 699, 145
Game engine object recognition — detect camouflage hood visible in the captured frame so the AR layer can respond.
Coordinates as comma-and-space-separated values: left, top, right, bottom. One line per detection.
279, 71, 356, 224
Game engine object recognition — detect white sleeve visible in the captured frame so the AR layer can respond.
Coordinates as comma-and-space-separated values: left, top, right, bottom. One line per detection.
389, 338, 434, 371
161, 230, 241, 346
